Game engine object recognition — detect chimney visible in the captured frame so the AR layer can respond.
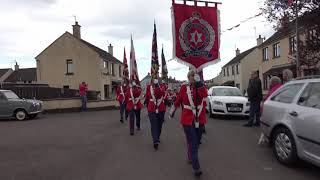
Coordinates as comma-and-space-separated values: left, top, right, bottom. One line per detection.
236, 48, 240, 56
14, 62, 19, 71
257, 35, 264, 46
72, 21, 81, 39
108, 44, 114, 56
280, 14, 290, 29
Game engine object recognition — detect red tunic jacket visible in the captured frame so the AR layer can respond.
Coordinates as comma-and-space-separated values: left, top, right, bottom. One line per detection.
125, 86, 142, 111
173, 84, 208, 125
145, 84, 166, 113
116, 85, 126, 103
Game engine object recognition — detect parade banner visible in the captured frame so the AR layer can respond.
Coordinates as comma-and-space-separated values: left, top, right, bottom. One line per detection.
172, 1, 220, 70
130, 36, 140, 85
151, 23, 159, 83
161, 46, 168, 82
123, 47, 129, 84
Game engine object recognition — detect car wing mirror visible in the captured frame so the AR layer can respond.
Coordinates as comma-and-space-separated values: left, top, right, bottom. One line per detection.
298, 97, 305, 103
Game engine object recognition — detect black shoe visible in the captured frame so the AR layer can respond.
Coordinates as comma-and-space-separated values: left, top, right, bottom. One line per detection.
187, 160, 192, 164
120, 119, 124, 123
130, 132, 134, 136
153, 143, 159, 150
243, 123, 253, 127
194, 170, 203, 177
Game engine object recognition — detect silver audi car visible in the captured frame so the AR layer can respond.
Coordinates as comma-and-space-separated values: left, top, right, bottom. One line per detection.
261, 77, 320, 167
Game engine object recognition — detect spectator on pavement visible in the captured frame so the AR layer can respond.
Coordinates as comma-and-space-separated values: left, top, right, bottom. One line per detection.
258, 76, 282, 144
264, 76, 282, 101
244, 71, 262, 127
79, 82, 88, 111
282, 69, 294, 83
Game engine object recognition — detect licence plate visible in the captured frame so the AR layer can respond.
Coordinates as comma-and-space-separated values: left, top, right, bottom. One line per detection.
228, 107, 242, 111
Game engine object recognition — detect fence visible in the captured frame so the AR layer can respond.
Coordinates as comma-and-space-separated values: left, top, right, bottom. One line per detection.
0, 83, 99, 100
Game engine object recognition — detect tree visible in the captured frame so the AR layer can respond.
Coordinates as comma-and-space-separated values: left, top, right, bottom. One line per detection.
262, 0, 320, 75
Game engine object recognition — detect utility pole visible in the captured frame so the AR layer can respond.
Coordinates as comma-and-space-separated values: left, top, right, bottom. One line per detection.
295, 0, 300, 77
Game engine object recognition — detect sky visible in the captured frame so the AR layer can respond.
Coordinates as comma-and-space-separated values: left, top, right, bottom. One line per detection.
0, 0, 275, 80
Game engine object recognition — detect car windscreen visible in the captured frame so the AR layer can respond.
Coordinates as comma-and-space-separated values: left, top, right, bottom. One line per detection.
212, 88, 243, 96
3, 91, 20, 99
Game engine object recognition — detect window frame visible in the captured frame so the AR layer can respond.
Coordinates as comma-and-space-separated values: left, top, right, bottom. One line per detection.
289, 36, 297, 54
66, 59, 74, 75
236, 64, 239, 74
273, 43, 281, 58
231, 65, 235, 75
227, 67, 229, 76
262, 47, 269, 61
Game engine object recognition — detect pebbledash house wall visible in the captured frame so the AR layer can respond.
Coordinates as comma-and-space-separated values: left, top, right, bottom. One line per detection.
36, 32, 122, 100
240, 48, 261, 93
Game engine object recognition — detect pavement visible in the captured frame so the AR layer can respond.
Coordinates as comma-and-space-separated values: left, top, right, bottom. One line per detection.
0, 109, 319, 180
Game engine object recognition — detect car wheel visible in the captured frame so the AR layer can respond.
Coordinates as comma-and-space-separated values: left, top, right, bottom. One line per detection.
28, 114, 38, 119
209, 103, 214, 118
272, 127, 298, 166
15, 110, 27, 121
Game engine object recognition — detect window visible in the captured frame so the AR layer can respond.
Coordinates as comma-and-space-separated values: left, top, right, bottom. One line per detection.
223, 69, 226, 77
289, 36, 297, 54
298, 82, 320, 109
227, 67, 229, 76
271, 83, 304, 103
119, 66, 122, 77
263, 47, 269, 61
104, 85, 110, 99
273, 43, 280, 58
232, 66, 235, 75
236, 64, 239, 74
63, 85, 69, 89
111, 63, 115, 76
66, 59, 74, 74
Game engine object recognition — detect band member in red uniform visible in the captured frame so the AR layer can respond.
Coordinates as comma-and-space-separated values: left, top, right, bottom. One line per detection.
145, 79, 167, 150
125, 80, 142, 135
169, 70, 208, 177
116, 81, 128, 123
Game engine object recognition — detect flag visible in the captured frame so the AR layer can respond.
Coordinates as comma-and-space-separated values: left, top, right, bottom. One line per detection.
151, 23, 159, 83
172, 2, 220, 71
161, 46, 168, 82
288, 0, 294, 6
130, 35, 140, 85
122, 47, 129, 84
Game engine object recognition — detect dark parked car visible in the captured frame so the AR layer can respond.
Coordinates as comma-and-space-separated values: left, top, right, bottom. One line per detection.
0, 90, 43, 120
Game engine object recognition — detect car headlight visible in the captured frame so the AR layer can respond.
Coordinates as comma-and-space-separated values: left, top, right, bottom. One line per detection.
213, 101, 223, 106
246, 102, 250, 106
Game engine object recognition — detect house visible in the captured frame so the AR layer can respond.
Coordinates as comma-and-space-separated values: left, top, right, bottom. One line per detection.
259, 10, 320, 90
4, 63, 37, 84
140, 73, 151, 94
220, 35, 264, 93
36, 21, 123, 100
0, 68, 13, 82
258, 23, 298, 90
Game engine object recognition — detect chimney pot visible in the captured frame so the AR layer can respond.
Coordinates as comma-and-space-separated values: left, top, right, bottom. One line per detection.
236, 48, 240, 56
14, 62, 19, 71
72, 21, 81, 39
108, 44, 114, 56
257, 34, 264, 46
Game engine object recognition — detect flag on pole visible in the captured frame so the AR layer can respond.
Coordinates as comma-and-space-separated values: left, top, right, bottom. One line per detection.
122, 47, 129, 84
161, 46, 168, 82
130, 35, 140, 85
151, 22, 159, 83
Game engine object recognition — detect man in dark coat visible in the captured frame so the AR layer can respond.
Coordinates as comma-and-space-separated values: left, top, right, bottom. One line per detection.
244, 71, 262, 127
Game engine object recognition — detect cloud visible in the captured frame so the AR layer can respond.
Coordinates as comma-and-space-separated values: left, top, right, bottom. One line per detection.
0, 0, 275, 80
